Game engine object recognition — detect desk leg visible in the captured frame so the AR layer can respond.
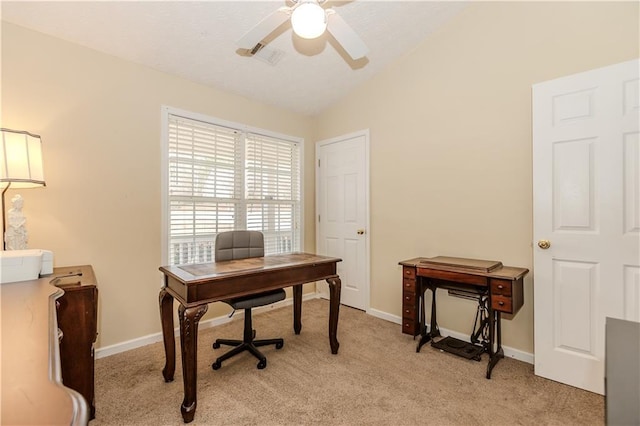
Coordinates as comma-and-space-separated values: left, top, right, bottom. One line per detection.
486, 310, 504, 379
327, 276, 341, 354
178, 303, 208, 423
293, 284, 302, 335
159, 288, 175, 382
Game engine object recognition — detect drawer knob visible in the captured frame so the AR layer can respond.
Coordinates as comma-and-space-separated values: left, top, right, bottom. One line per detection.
498, 301, 505, 306
498, 285, 504, 290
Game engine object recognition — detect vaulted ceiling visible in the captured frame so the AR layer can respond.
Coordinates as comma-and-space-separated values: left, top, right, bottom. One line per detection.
1, 1, 468, 116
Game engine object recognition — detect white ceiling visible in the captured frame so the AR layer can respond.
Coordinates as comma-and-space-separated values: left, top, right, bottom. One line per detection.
1, 1, 468, 116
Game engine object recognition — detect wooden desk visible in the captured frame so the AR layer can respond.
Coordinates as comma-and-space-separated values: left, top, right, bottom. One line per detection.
1, 277, 88, 425
399, 256, 528, 378
159, 252, 342, 423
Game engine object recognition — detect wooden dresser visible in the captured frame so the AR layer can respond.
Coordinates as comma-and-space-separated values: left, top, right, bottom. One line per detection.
52, 265, 99, 420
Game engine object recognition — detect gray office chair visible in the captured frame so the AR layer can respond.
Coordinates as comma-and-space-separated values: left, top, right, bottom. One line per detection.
211, 230, 285, 370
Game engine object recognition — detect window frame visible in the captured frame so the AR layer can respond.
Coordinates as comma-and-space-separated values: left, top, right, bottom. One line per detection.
160, 105, 305, 266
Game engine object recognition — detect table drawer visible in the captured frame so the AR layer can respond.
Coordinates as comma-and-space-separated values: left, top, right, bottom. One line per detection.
490, 279, 512, 296
492, 295, 513, 313
403, 278, 417, 293
403, 267, 416, 279
402, 303, 416, 319
418, 268, 488, 286
403, 291, 416, 306
402, 317, 419, 335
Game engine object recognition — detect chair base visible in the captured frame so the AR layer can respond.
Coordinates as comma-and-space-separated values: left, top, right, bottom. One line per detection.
212, 336, 284, 370
212, 308, 284, 370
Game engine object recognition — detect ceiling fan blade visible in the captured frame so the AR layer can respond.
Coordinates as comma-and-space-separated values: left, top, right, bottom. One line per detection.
237, 8, 290, 50
326, 12, 369, 60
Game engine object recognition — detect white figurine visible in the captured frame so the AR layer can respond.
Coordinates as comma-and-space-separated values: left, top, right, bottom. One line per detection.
5, 194, 28, 250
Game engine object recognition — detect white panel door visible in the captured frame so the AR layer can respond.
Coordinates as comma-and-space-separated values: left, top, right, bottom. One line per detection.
316, 130, 369, 310
533, 59, 640, 394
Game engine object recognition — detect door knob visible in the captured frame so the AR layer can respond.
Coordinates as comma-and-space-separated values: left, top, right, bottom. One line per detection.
537, 239, 551, 249
357, 229, 365, 235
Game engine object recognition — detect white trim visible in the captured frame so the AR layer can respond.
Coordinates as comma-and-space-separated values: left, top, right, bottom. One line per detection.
97, 294, 534, 365
161, 105, 303, 144
367, 307, 535, 365
95, 292, 317, 359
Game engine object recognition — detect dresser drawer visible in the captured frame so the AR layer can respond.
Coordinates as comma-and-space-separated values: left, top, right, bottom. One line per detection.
492, 295, 513, 313
490, 279, 512, 296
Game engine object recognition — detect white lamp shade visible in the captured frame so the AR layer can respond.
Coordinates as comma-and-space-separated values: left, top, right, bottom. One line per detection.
0, 129, 46, 188
291, 1, 327, 39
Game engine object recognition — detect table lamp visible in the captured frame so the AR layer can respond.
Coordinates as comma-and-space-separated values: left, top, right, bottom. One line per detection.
0, 128, 46, 250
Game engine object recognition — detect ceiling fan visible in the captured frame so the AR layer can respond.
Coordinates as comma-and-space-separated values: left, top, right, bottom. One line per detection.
237, 0, 369, 60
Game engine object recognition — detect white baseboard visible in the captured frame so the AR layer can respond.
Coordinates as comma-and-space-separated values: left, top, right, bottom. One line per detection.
95, 292, 316, 359
367, 307, 534, 365
97, 294, 534, 365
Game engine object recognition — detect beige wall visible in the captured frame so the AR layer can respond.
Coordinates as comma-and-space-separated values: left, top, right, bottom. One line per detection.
315, 2, 639, 353
1, 22, 316, 348
2, 1, 639, 355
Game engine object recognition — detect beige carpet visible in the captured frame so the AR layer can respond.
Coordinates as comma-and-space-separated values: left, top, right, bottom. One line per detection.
91, 299, 603, 425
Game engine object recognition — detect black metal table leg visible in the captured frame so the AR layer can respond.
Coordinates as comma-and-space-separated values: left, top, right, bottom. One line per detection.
417, 282, 440, 353
486, 310, 504, 379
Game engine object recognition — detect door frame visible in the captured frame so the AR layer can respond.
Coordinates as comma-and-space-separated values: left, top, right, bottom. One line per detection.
315, 129, 371, 311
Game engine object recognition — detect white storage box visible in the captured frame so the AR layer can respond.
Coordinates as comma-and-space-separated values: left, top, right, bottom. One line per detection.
0, 249, 54, 284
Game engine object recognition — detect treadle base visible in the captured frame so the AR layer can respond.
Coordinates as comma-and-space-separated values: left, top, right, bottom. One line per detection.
432, 336, 485, 361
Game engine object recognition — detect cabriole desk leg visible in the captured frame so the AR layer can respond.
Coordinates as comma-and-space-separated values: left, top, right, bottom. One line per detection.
178, 303, 208, 423
159, 288, 175, 382
327, 276, 341, 354
293, 284, 302, 334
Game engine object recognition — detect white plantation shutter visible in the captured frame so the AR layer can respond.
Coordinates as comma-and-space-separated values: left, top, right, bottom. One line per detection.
166, 112, 301, 265
246, 133, 301, 254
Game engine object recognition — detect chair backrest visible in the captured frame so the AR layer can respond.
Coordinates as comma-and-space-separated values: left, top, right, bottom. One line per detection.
215, 231, 264, 262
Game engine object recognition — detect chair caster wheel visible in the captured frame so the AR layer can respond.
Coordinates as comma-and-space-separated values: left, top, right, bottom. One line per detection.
212, 361, 221, 370
213, 342, 221, 349
257, 359, 267, 369
275, 342, 284, 350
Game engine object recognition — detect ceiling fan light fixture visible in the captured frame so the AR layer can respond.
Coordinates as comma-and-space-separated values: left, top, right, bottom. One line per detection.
291, 1, 327, 39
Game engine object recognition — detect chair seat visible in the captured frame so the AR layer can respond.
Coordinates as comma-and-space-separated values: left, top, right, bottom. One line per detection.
227, 289, 285, 310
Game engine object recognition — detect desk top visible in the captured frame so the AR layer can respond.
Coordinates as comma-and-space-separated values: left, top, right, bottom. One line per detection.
1, 275, 88, 425
400, 256, 528, 280
161, 252, 341, 284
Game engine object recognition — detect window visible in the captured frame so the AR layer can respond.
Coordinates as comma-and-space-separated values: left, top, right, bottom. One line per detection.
162, 107, 302, 265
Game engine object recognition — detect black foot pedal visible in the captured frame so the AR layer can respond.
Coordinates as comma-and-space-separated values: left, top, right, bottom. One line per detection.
432, 336, 485, 361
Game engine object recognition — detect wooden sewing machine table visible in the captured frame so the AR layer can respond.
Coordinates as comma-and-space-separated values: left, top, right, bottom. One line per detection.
399, 256, 528, 378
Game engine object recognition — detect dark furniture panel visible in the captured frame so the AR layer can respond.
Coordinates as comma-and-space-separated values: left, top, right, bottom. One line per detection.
53, 265, 98, 420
